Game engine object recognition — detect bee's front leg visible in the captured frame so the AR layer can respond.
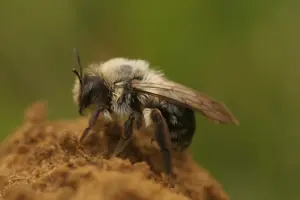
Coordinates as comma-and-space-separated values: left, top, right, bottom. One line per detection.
79, 107, 105, 143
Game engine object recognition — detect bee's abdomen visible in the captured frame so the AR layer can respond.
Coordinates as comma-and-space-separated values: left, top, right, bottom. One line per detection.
158, 103, 196, 151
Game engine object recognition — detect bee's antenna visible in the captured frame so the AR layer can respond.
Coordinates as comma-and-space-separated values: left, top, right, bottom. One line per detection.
72, 48, 83, 86
74, 48, 83, 77
72, 68, 82, 85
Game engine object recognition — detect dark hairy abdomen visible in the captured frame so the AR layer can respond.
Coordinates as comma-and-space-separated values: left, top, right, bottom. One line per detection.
147, 99, 196, 151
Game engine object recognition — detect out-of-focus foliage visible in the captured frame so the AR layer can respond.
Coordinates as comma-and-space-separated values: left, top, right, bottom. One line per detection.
0, 0, 299, 199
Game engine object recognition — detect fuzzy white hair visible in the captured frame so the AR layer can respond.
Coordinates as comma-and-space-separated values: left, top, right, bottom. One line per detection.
72, 57, 165, 125
72, 78, 81, 105
85, 57, 164, 84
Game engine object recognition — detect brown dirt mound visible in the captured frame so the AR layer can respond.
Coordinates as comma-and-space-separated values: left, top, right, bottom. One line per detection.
0, 101, 229, 200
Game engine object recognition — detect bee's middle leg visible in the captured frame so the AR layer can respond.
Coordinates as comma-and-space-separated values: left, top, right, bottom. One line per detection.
111, 112, 139, 157
112, 95, 144, 157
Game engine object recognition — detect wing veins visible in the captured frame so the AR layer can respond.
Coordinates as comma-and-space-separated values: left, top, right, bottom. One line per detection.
131, 80, 239, 125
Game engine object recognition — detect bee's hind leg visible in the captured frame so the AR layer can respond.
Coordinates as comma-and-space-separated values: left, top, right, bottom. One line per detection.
150, 108, 173, 180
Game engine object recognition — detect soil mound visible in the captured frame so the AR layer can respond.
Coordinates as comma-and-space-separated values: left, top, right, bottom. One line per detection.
0, 101, 229, 200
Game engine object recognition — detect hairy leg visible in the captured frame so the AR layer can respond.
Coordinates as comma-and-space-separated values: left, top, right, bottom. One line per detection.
79, 107, 103, 143
150, 108, 173, 176
111, 111, 144, 157
112, 92, 144, 157
112, 112, 135, 157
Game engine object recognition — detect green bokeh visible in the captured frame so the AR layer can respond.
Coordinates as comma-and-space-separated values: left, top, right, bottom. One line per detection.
1, 0, 299, 199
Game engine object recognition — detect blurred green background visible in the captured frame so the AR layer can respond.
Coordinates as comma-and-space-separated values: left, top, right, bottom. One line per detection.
1, 0, 299, 199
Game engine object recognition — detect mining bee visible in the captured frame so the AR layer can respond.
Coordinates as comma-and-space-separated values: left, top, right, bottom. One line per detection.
72, 48, 239, 177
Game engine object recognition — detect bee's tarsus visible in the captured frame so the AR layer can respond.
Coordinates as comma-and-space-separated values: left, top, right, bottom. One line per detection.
112, 137, 132, 157
79, 107, 103, 143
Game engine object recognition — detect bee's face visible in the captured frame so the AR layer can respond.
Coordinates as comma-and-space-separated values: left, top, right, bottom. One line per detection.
78, 76, 110, 115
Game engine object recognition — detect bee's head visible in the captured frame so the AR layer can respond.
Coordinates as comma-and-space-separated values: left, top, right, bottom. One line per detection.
72, 49, 110, 115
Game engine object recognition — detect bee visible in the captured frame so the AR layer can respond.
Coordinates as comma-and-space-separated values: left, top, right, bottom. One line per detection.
71, 48, 239, 177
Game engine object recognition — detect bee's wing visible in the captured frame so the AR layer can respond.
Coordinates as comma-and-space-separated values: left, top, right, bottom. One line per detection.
131, 79, 239, 125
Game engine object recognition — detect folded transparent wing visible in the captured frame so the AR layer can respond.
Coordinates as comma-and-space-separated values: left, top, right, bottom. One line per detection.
131, 79, 239, 125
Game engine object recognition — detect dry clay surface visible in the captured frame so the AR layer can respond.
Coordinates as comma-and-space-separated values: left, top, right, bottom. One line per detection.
0, 101, 230, 200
